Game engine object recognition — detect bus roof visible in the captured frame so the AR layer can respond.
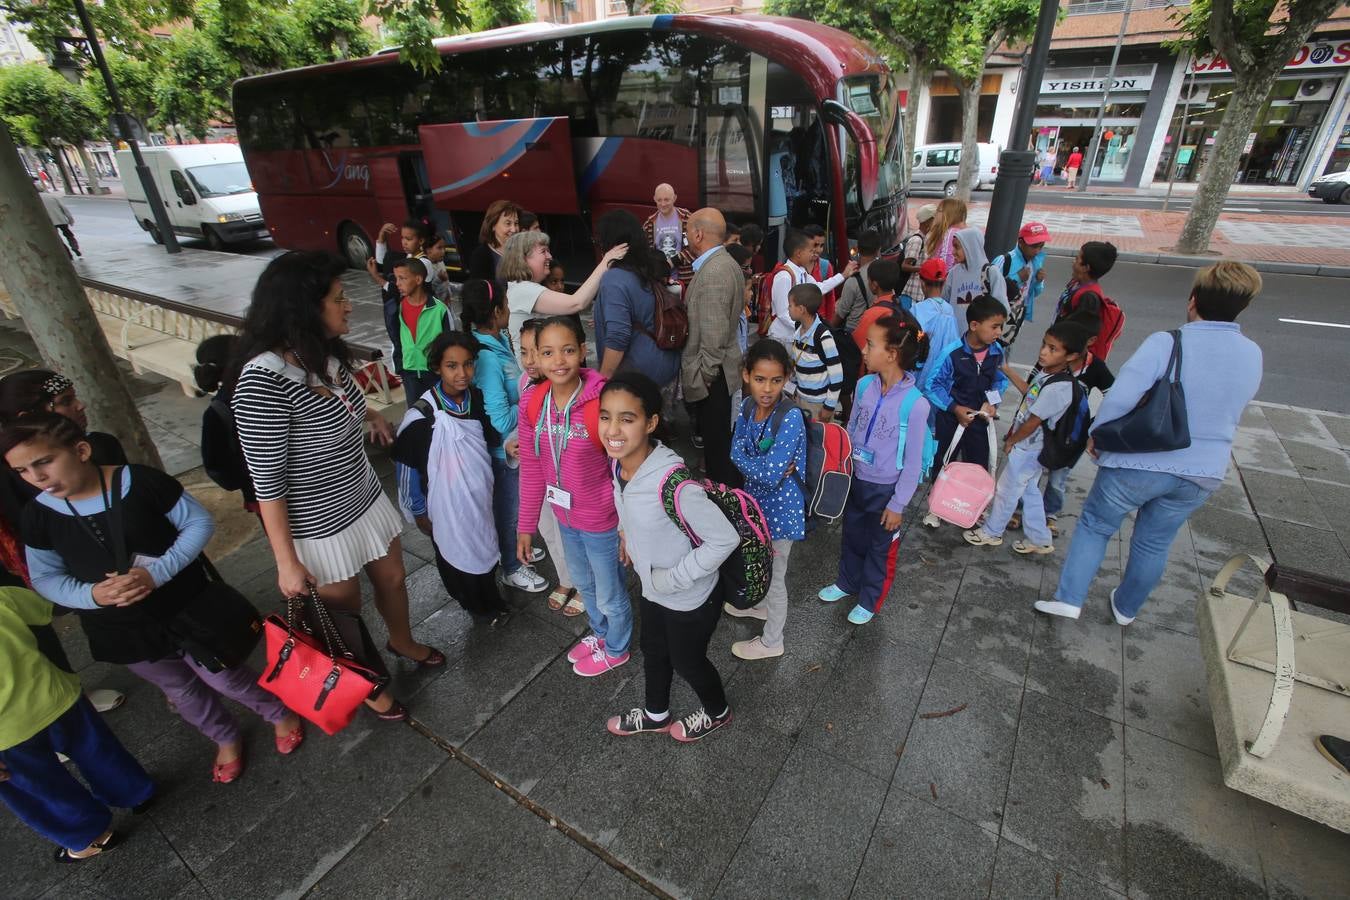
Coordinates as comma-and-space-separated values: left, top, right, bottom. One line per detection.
240, 14, 888, 103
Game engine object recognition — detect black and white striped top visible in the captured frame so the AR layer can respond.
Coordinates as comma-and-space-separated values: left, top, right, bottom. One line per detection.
231, 352, 383, 540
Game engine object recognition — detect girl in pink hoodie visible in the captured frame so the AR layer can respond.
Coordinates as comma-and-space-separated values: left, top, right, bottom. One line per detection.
517, 317, 633, 677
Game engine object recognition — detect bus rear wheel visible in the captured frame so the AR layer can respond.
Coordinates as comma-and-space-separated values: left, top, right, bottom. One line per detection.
340, 224, 374, 270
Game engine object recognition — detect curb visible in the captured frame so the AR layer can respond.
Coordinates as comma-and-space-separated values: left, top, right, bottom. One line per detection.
1042, 245, 1342, 278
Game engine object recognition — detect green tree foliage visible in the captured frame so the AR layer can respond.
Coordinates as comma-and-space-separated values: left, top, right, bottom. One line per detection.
0, 63, 100, 147
622, 0, 683, 16
1171, 0, 1341, 253
295, 0, 375, 62
471, 0, 535, 31
152, 28, 234, 138
368, 0, 470, 71
0, 0, 193, 61
85, 49, 159, 127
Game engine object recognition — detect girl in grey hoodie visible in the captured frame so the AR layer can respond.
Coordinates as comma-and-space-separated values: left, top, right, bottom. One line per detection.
599, 373, 739, 743
942, 226, 1009, 333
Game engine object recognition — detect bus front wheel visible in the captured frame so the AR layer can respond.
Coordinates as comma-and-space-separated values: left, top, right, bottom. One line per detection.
340, 224, 374, 270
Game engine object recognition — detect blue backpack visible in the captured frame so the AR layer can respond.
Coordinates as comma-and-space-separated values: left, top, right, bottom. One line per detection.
855, 375, 937, 479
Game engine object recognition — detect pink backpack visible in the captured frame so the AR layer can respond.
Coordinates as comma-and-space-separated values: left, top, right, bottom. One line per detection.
927, 416, 997, 528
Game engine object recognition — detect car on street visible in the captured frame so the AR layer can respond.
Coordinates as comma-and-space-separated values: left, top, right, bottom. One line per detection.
1308, 167, 1350, 204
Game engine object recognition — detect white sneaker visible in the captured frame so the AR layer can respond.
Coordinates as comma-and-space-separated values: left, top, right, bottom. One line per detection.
922, 513, 941, 529
732, 636, 784, 660
723, 602, 768, 621
503, 566, 549, 593
1109, 589, 1135, 626
1033, 599, 1082, 620
529, 547, 546, 563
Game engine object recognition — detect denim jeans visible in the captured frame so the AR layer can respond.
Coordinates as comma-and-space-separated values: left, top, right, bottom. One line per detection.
558, 524, 633, 656
983, 444, 1053, 547
1054, 466, 1214, 616
1043, 466, 1071, 518
492, 457, 521, 575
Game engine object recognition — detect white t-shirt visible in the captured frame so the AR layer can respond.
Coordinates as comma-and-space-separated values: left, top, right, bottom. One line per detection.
1013, 372, 1074, 451
507, 281, 547, 358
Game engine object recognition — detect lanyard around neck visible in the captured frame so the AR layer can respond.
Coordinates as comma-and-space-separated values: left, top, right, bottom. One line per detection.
538, 383, 583, 484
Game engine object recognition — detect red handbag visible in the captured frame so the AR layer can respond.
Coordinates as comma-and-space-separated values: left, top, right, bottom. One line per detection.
257, 589, 385, 735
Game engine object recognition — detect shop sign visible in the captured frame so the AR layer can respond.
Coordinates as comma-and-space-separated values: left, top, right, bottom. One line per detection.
1041, 74, 1154, 94
1189, 41, 1350, 73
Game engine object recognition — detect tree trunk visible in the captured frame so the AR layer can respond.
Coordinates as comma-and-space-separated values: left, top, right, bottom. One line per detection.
0, 124, 163, 467
903, 63, 924, 185
955, 77, 982, 202
76, 145, 104, 195
51, 147, 75, 194
1175, 77, 1272, 254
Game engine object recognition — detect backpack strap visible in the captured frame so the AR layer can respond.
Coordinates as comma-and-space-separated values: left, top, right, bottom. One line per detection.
411, 398, 435, 421
582, 396, 604, 453
658, 464, 701, 546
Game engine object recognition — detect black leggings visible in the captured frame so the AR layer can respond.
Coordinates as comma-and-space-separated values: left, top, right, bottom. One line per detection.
640, 588, 727, 717
434, 548, 507, 618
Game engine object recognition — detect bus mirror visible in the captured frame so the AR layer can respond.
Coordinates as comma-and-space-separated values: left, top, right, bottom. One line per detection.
821, 100, 879, 211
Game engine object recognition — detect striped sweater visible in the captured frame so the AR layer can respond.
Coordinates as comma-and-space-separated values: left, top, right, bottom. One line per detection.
791, 316, 844, 410
517, 368, 618, 534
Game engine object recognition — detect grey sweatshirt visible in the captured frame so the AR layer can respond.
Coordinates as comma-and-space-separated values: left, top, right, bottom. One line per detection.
613, 442, 740, 612
942, 226, 1008, 333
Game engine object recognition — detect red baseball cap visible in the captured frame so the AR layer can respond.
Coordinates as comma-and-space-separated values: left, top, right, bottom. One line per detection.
1019, 222, 1051, 244
919, 258, 948, 282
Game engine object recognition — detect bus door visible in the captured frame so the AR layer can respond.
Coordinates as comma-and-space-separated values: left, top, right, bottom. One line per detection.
418, 117, 581, 215
399, 152, 462, 274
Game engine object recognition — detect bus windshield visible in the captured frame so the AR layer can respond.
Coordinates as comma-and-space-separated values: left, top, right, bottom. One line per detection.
842, 73, 902, 210
186, 162, 253, 198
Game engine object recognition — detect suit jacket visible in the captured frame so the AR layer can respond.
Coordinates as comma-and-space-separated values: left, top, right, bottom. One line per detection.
681, 247, 744, 402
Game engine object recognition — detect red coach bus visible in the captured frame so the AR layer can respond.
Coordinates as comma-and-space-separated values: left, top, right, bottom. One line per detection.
233, 14, 906, 275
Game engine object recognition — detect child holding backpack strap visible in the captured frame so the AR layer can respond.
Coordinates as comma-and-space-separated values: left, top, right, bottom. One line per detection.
727, 341, 807, 660
818, 311, 933, 626
964, 323, 1087, 555
599, 373, 738, 742
517, 317, 633, 678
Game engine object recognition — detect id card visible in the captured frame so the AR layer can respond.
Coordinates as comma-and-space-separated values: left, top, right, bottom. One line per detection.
545, 485, 573, 510
852, 447, 876, 466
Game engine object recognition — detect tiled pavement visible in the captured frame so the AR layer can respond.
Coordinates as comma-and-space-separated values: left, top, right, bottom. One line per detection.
3, 331, 1348, 899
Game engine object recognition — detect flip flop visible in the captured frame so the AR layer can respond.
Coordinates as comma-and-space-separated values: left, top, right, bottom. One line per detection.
54, 831, 122, 863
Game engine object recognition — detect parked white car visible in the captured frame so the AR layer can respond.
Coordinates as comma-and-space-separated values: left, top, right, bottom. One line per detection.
910, 142, 1001, 196
116, 144, 268, 249
1308, 168, 1350, 204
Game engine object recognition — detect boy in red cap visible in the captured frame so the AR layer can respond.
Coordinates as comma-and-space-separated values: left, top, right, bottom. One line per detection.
910, 258, 958, 371
1009, 222, 1050, 320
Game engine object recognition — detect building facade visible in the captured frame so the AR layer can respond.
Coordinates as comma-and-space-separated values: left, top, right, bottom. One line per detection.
534, 0, 764, 26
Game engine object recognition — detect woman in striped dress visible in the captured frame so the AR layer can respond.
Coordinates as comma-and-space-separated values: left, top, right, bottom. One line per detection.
228, 251, 445, 721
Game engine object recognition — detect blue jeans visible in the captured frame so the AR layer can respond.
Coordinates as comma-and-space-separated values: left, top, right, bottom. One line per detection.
492, 457, 520, 575
557, 523, 633, 656
1054, 466, 1214, 616
983, 445, 1053, 547
1043, 466, 1070, 518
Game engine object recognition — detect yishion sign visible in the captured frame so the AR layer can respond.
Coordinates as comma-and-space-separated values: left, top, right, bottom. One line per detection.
1189, 41, 1350, 73
1040, 74, 1155, 94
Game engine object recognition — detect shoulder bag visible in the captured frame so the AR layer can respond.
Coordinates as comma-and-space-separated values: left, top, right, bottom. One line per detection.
1091, 330, 1191, 454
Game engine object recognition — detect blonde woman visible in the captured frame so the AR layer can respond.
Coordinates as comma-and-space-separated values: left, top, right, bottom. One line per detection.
924, 198, 969, 272
500, 231, 629, 348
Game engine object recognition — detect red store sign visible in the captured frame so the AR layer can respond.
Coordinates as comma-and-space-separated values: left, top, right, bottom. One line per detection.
1189, 40, 1350, 73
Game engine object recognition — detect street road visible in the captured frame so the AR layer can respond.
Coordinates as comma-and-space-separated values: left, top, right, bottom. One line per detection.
910, 187, 1350, 217
65, 195, 1350, 413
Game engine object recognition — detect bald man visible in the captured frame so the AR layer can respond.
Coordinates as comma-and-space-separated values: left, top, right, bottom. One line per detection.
681, 208, 745, 487
644, 183, 693, 266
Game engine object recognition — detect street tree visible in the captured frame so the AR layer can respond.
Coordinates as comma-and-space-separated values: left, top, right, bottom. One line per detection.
0, 0, 192, 61
153, 29, 234, 140
86, 49, 159, 131
621, 0, 683, 16
470, 0, 535, 31
0, 63, 100, 191
1172, 0, 1341, 254
294, 0, 376, 62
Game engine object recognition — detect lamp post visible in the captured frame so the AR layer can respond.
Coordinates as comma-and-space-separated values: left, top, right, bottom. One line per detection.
1077, 0, 1133, 192
58, 0, 180, 253
984, 0, 1060, 257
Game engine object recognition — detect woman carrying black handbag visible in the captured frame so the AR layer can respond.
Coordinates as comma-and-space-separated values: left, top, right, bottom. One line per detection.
1038, 262, 1265, 625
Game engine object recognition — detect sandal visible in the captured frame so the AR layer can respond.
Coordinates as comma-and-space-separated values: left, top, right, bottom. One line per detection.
54, 831, 122, 863
384, 642, 447, 669
547, 586, 573, 611
275, 721, 305, 756
372, 699, 409, 722
562, 593, 586, 618
212, 749, 245, 784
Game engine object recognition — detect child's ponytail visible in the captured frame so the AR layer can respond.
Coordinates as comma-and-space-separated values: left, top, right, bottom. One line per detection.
877, 309, 930, 372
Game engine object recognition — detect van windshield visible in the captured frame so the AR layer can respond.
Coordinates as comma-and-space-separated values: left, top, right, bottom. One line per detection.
186, 162, 253, 198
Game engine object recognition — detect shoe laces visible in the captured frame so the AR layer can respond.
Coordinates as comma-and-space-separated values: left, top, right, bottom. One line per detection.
680, 708, 713, 734
588, 647, 612, 666
581, 634, 601, 652
622, 708, 646, 730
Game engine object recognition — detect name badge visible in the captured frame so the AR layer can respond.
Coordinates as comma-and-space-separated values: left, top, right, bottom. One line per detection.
545, 485, 573, 510
852, 447, 875, 466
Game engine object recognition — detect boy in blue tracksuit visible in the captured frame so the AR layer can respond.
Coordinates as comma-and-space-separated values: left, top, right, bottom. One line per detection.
921, 295, 1009, 471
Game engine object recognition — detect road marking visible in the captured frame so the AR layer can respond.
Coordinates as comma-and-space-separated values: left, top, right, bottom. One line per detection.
1279, 318, 1350, 329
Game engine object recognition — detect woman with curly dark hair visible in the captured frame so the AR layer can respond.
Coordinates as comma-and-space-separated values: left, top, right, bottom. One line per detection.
226, 251, 445, 721
592, 210, 681, 392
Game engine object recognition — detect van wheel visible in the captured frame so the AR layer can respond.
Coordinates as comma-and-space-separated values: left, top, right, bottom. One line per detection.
340, 224, 374, 269
147, 221, 164, 244
943, 181, 957, 197
1340, 185, 1350, 205
205, 226, 227, 252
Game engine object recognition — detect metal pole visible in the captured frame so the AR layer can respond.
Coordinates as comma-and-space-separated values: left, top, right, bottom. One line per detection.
69, 0, 180, 253
1078, 0, 1132, 192
984, 0, 1060, 257
1162, 64, 1198, 213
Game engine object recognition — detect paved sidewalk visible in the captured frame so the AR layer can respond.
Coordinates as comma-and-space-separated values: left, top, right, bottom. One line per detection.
2, 322, 1348, 899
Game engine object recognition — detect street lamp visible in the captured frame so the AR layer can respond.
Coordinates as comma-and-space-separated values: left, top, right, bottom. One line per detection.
55, 0, 180, 253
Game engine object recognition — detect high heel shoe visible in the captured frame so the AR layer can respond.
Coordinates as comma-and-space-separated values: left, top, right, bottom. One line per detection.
275, 722, 305, 755
371, 699, 409, 722
384, 642, 447, 668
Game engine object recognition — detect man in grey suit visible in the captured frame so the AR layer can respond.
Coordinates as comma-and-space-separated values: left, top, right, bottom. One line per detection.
681, 208, 744, 487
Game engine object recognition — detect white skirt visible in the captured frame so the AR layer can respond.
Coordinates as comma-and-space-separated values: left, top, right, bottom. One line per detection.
294, 493, 403, 587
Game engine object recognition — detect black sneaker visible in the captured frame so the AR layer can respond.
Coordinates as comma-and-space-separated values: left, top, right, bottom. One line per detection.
670, 707, 732, 743
606, 707, 672, 737
1315, 734, 1350, 775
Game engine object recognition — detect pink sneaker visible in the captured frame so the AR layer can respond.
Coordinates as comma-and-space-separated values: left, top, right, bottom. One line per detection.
573, 649, 630, 678
566, 635, 604, 664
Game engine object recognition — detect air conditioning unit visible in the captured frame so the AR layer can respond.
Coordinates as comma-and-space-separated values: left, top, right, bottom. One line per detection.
1298, 78, 1335, 102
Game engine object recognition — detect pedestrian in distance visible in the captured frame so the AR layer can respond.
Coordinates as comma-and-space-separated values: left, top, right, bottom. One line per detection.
802, 223, 841, 321
786, 283, 844, 423
899, 205, 937, 307
725, 243, 755, 356
518, 209, 541, 233
600, 373, 738, 742
462, 279, 549, 595
393, 331, 513, 623
499, 231, 628, 357
0, 584, 154, 863
726, 340, 807, 659
1064, 147, 1084, 189
943, 226, 1009, 333
680, 208, 748, 488
545, 262, 566, 293
390, 257, 459, 408
517, 317, 634, 677
1005, 221, 1051, 323
964, 322, 1087, 555
423, 232, 455, 304
738, 223, 764, 261
4, 414, 305, 784
40, 190, 80, 259
818, 311, 933, 625
467, 200, 521, 281
1039, 262, 1264, 623
229, 251, 446, 724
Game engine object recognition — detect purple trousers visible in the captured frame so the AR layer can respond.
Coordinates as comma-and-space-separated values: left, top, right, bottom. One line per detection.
126, 653, 289, 745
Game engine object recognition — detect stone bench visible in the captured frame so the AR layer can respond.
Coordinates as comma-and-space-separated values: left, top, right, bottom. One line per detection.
1199, 555, 1350, 833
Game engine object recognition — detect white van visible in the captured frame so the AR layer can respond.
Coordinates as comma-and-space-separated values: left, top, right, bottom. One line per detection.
909, 142, 1001, 196
115, 144, 268, 250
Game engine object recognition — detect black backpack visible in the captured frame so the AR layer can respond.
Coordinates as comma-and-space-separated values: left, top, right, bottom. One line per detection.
200, 391, 252, 494
1037, 372, 1092, 470
983, 254, 1022, 308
